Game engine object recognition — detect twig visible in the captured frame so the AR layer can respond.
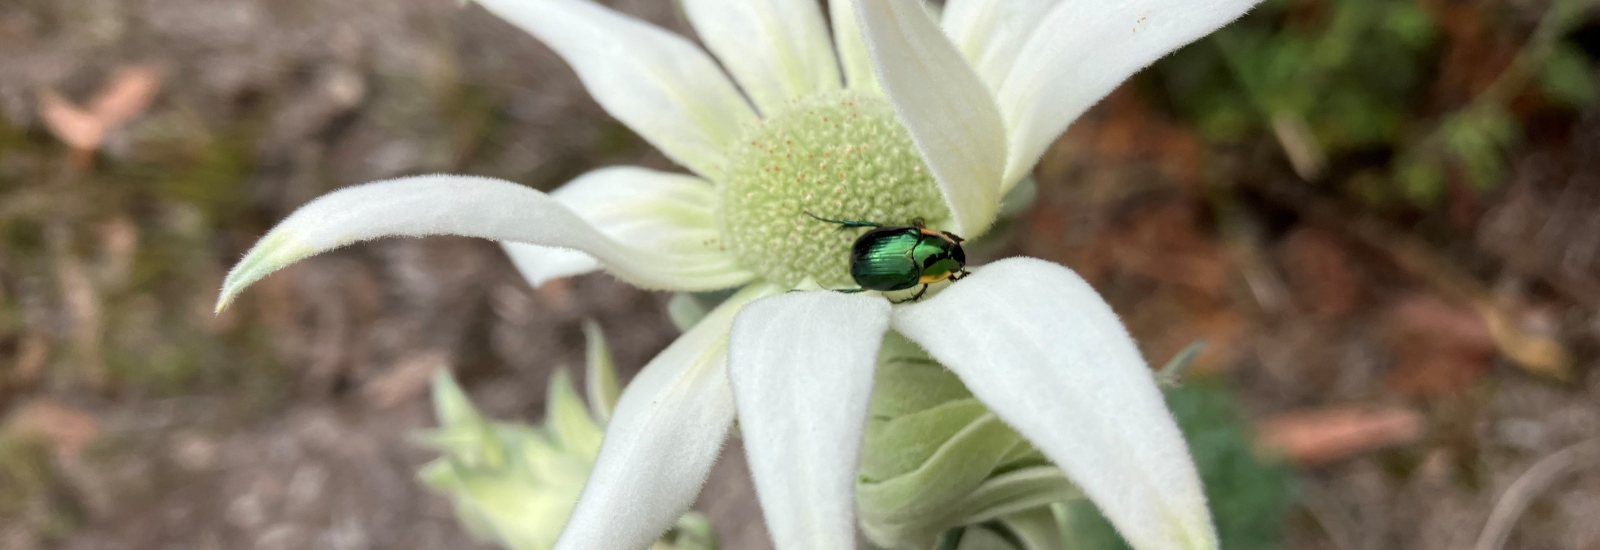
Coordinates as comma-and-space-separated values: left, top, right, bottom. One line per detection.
1472, 438, 1600, 550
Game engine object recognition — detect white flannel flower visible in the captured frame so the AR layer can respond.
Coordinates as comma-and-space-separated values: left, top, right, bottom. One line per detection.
215, 1, 1262, 550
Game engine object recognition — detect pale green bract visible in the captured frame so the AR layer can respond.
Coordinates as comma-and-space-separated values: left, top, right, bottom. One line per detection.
417, 326, 717, 550
216, 1, 1268, 549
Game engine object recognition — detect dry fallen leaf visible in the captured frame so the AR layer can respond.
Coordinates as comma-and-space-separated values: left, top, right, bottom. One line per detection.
1473, 298, 1571, 381
37, 64, 162, 153
1256, 405, 1425, 466
1385, 293, 1498, 397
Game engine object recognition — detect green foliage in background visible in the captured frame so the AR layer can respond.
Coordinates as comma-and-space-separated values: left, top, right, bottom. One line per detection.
1155, 0, 1599, 207
1161, 0, 1437, 150
1060, 381, 1296, 550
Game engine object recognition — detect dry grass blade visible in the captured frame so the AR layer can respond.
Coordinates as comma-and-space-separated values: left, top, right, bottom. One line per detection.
1472, 439, 1600, 550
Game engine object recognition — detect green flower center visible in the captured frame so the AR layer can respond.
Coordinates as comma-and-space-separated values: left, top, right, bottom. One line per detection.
717, 91, 949, 288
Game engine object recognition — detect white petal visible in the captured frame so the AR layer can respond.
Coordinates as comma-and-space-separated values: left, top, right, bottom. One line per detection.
727, 291, 892, 550
829, 0, 881, 93
472, 0, 757, 178
856, 0, 1007, 236
216, 175, 753, 311
893, 257, 1217, 550
499, 166, 730, 288
941, 0, 1059, 91
501, 242, 599, 287
554, 282, 782, 550
681, 0, 841, 115
996, 0, 1261, 189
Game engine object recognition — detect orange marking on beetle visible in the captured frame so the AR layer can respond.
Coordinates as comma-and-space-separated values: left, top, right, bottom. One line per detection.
917, 226, 960, 246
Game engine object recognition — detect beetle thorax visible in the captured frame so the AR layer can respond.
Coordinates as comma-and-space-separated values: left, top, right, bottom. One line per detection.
716, 91, 949, 288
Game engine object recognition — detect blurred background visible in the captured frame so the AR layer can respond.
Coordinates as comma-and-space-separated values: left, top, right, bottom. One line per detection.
1, 0, 1597, 549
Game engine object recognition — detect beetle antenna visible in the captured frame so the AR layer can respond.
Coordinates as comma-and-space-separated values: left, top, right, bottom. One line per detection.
802, 211, 882, 230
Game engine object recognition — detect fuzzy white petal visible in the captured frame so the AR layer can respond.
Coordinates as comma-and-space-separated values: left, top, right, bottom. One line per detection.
728, 291, 892, 550
941, 0, 1060, 91
500, 242, 599, 288
472, 0, 757, 179
893, 257, 1217, 550
830, 0, 881, 94
996, 0, 1261, 189
681, 0, 841, 115
216, 175, 753, 310
554, 282, 782, 550
498, 167, 729, 288
856, 0, 1007, 236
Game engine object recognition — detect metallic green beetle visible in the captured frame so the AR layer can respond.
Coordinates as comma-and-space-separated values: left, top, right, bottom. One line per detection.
805, 212, 970, 303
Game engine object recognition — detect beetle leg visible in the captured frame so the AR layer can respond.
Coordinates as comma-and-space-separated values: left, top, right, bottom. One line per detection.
940, 230, 965, 243
892, 284, 929, 304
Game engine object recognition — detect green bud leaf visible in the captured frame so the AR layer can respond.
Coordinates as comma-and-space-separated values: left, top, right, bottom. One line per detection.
857, 333, 1065, 549
667, 292, 712, 332
582, 320, 621, 420
950, 467, 1081, 526
654, 512, 719, 550
952, 526, 1021, 550
998, 506, 1070, 550
546, 369, 602, 461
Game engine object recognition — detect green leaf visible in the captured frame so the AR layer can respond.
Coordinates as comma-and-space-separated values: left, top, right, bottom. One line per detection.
581, 320, 620, 421
1381, 2, 1437, 50
657, 512, 719, 550
951, 467, 1080, 526
430, 369, 481, 430
1394, 155, 1446, 207
999, 506, 1070, 550
860, 400, 992, 482
1441, 108, 1519, 190
1538, 44, 1599, 106
544, 369, 602, 461
954, 526, 1020, 550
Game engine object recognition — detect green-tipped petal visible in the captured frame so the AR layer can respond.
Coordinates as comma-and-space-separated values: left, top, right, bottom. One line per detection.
216, 175, 753, 312
500, 166, 728, 289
